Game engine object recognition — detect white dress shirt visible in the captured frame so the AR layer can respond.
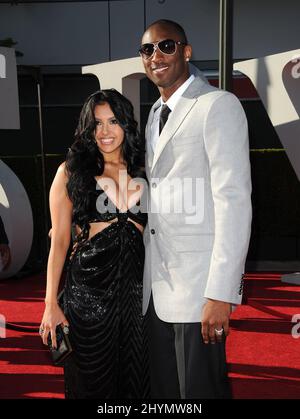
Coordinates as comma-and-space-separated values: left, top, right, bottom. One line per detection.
150, 74, 195, 153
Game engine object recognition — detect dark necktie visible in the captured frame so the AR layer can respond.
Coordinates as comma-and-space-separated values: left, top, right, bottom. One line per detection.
159, 104, 171, 135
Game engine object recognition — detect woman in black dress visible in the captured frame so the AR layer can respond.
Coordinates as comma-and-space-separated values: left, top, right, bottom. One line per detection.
40, 89, 149, 398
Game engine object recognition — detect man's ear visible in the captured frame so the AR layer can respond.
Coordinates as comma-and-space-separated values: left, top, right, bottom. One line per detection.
184, 45, 192, 62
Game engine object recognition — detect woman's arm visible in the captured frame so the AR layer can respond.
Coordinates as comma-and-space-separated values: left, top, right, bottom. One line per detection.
40, 162, 73, 349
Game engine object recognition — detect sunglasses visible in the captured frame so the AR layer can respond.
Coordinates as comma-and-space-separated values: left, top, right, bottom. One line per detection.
139, 39, 186, 59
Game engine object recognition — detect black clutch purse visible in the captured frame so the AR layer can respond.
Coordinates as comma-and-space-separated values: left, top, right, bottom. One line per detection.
47, 290, 73, 365
47, 323, 73, 366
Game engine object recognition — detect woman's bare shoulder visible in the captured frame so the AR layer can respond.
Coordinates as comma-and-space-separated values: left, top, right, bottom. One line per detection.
56, 161, 69, 179
50, 162, 70, 190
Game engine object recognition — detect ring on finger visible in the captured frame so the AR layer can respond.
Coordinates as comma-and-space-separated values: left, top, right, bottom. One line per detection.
214, 328, 224, 336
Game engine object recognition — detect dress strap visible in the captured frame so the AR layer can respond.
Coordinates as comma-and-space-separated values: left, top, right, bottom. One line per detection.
70, 224, 90, 260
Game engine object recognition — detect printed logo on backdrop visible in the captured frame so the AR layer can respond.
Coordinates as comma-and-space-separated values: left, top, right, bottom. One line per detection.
0, 47, 20, 129
234, 49, 300, 181
0, 160, 34, 280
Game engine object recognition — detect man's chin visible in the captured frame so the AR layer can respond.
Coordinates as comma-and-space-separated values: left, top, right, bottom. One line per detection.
150, 76, 169, 88
146, 71, 166, 86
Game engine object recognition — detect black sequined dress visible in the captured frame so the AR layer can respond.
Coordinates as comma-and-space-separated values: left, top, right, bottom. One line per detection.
62, 183, 149, 399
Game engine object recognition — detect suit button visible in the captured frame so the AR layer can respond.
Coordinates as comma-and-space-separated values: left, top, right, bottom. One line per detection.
150, 229, 155, 235
152, 182, 157, 188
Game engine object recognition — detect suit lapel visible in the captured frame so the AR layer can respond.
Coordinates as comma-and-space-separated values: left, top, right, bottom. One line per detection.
145, 98, 160, 170
145, 75, 207, 174
151, 95, 196, 172
151, 76, 206, 172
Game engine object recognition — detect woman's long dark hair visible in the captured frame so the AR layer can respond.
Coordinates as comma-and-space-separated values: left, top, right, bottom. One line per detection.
65, 89, 146, 226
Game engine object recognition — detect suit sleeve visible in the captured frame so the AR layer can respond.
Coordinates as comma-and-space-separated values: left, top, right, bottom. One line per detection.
203, 92, 252, 304
0, 215, 9, 245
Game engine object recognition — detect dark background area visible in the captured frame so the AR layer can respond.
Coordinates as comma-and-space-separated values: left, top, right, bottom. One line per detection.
1, 65, 299, 272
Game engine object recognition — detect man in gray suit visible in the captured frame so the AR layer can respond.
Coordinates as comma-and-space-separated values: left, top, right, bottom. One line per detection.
139, 20, 252, 398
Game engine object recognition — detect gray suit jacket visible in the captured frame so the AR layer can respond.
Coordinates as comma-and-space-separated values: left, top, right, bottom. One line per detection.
143, 65, 252, 322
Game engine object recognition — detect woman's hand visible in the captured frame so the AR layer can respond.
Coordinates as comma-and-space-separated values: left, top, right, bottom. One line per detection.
39, 302, 69, 349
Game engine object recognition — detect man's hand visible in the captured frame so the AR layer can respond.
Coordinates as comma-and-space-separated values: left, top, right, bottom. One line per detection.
201, 299, 231, 344
0, 244, 11, 271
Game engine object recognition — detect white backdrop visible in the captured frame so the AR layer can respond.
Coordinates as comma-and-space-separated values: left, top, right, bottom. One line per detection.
0, 159, 33, 279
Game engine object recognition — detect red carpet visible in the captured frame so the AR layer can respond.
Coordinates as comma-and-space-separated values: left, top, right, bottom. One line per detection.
0, 273, 64, 399
0, 272, 300, 399
227, 273, 300, 398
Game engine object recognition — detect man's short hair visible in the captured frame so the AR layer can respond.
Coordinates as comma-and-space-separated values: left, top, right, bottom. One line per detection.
145, 19, 188, 44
